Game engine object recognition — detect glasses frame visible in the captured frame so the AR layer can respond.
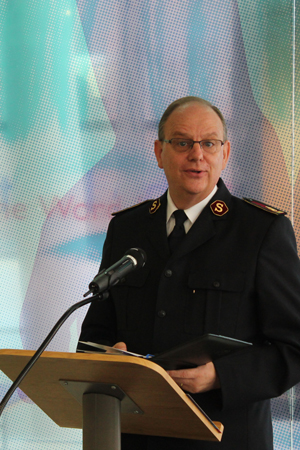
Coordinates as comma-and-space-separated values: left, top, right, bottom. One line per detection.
162, 138, 225, 154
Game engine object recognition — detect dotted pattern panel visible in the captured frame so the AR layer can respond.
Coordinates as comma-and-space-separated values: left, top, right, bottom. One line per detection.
0, 0, 297, 448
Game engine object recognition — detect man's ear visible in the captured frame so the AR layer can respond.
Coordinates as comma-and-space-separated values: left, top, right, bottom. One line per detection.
154, 140, 164, 169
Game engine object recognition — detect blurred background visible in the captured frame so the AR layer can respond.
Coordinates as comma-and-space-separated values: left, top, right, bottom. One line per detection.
0, 0, 299, 448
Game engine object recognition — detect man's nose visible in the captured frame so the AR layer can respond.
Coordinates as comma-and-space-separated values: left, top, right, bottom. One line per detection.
188, 141, 204, 160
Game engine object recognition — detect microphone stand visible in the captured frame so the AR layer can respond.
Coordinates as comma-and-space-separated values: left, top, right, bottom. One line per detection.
0, 248, 147, 417
0, 291, 108, 416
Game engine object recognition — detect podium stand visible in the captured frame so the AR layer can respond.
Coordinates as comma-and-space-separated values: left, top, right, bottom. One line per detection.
0, 350, 223, 449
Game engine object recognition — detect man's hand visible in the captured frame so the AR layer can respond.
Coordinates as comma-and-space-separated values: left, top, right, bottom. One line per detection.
113, 342, 127, 351
167, 362, 220, 393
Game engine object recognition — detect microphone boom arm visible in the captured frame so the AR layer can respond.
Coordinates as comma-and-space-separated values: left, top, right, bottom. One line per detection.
0, 247, 146, 416
0, 292, 108, 416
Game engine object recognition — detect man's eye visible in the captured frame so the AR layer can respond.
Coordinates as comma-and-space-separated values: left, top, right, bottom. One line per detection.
178, 141, 189, 147
202, 140, 215, 148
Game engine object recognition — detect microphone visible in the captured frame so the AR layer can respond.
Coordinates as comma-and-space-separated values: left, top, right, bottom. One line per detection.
84, 248, 147, 296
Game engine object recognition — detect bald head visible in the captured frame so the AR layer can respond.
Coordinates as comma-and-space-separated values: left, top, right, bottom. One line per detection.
158, 96, 227, 142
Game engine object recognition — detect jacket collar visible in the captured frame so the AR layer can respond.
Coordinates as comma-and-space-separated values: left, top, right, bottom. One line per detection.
145, 191, 170, 259
144, 178, 232, 259
173, 178, 232, 258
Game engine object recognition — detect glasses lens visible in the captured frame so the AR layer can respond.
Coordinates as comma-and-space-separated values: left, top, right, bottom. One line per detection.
171, 139, 193, 152
201, 140, 220, 153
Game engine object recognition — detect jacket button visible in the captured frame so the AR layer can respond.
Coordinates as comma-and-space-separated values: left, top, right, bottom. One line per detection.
213, 281, 220, 288
157, 310, 166, 318
165, 270, 173, 277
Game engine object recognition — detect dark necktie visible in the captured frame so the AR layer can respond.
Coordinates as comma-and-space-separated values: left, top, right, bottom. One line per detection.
168, 209, 187, 253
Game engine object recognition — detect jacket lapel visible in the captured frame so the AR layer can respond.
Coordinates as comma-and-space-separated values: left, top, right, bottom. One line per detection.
172, 179, 232, 259
141, 179, 233, 260
172, 207, 216, 259
144, 192, 170, 260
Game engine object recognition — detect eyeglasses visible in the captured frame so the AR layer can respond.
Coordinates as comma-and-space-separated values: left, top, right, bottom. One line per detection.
162, 138, 224, 154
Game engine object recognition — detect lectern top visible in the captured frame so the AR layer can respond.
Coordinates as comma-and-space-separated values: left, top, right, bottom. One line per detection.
0, 349, 223, 442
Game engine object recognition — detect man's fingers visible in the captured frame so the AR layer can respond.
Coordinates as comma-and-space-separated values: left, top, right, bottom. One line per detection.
113, 341, 127, 350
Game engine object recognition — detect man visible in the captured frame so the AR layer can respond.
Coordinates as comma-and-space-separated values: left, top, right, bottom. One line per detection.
78, 96, 300, 449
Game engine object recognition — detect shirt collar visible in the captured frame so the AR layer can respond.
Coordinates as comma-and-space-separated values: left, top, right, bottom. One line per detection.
166, 185, 218, 233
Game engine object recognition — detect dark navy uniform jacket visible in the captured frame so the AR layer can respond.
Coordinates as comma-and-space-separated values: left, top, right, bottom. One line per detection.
79, 179, 300, 450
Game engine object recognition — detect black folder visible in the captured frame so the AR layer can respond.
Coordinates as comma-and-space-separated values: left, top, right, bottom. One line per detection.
78, 334, 252, 370
150, 334, 252, 370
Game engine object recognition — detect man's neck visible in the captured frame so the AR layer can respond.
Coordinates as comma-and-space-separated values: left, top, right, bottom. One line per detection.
169, 186, 218, 210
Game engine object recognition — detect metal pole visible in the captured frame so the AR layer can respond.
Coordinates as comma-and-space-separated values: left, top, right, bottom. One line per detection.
82, 393, 121, 450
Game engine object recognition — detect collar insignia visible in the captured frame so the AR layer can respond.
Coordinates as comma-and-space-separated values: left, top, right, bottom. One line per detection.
149, 198, 161, 214
210, 200, 229, 216
243, 198, 286, 215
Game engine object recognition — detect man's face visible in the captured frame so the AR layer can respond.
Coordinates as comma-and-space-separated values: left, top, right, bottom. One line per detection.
154, 102, 230, 209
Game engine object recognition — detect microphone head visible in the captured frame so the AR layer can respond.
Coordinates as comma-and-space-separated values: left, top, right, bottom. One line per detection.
125, 248, 147, 268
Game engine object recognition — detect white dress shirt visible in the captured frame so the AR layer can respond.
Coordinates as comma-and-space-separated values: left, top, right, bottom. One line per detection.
166, 185, 218, 236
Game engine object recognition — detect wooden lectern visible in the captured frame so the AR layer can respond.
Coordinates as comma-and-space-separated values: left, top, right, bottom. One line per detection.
0, 350, 223, 449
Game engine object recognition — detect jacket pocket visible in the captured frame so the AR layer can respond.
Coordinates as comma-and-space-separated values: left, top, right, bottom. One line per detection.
185, 271, 245, 336
112, 267, 151, 331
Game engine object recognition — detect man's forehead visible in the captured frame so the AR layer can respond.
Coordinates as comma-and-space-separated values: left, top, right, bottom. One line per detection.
165, 102, 222, 129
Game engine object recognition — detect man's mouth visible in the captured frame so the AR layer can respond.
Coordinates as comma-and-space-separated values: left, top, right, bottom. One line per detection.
185, 169, 205, 174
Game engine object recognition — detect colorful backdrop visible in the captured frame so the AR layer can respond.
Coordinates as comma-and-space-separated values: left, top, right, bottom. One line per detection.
0, 0, 299, 448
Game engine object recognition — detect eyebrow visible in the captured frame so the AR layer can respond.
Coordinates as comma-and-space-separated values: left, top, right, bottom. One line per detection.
171, 132, 220, 139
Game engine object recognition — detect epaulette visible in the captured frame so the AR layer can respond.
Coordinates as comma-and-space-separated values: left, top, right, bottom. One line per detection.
112, 200, 153, 216
243, 198, 286, 215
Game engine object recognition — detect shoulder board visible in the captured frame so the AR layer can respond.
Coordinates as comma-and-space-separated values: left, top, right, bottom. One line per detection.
112, 200, 152, 216
243, 198, 286, 215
